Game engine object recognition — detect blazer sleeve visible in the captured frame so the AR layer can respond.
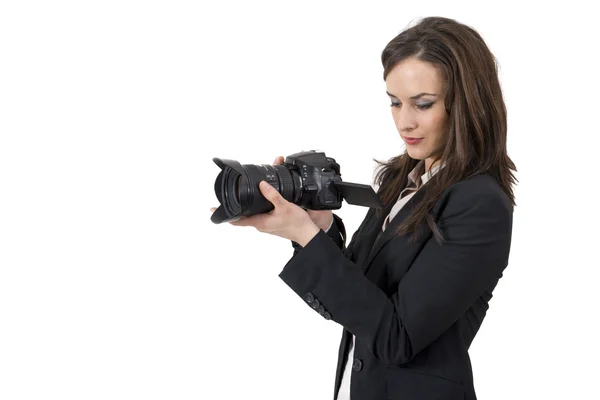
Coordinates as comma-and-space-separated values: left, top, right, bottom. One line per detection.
290, 213, 346, 256
278, 183, 513, 365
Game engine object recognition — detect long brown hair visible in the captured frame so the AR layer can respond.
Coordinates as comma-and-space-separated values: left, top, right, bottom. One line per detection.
373, 16, 517, 244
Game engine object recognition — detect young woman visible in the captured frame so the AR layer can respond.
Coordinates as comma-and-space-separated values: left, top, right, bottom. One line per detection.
211, 16, 516, 400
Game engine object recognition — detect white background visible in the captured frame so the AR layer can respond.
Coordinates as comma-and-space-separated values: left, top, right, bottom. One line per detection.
1, 1, 599, 399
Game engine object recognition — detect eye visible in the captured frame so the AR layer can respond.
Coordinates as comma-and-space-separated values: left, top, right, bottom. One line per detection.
389, 102, 433, 110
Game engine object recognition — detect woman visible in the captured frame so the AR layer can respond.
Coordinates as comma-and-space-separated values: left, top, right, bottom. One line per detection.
211, 16, 516, 400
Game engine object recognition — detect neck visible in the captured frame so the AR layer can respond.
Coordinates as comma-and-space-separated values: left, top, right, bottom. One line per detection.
425, 158, 440, 172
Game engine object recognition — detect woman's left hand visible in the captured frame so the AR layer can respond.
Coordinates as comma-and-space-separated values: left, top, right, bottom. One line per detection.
210, 181, 321, 247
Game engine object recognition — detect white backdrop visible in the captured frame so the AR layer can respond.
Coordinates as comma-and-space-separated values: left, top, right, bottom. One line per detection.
1, 1, 599, 399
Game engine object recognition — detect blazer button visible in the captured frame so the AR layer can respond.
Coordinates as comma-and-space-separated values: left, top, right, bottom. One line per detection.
310, 299, 320, 310
352, 358, 363, 372
304, 293, 315, 304
317, 305, 325, 315
323, 311, 331, 320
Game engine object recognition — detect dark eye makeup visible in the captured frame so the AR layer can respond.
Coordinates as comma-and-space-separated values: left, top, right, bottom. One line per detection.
389, 102, 433, 110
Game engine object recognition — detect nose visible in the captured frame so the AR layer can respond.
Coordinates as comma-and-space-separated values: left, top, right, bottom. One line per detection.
394, 107, 417, 133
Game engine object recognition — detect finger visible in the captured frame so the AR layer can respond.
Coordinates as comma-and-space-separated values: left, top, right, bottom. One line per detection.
210, 207, 216, 213
228, 216, 246, 226
259, 181, 284, 207
230, 214, 265, 228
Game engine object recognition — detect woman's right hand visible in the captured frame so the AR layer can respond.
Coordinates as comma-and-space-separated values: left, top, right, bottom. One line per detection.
273, 156, 334, 232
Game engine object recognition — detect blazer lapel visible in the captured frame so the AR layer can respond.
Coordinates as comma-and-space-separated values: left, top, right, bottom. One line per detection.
349, 201, 391, 269
361, 186, 428, 274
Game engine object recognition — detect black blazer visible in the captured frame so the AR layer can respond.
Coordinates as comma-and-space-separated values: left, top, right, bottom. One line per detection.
279, 173, 513, 400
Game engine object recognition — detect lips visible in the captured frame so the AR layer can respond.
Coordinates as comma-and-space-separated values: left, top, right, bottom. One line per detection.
403, 136, 423, 145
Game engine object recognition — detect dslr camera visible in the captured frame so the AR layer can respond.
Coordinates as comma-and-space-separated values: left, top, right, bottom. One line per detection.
211, 150, 383, 224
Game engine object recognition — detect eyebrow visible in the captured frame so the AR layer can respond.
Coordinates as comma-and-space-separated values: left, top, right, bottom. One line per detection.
386, 91, 438, 99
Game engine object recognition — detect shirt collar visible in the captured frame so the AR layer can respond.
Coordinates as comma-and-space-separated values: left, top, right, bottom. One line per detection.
408, 160, 445, 187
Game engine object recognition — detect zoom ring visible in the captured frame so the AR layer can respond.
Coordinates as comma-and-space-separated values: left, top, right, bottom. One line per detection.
279, 168, 295, 202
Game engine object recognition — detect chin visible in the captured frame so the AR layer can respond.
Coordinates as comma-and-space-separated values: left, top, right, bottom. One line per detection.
406, 150, 426, 160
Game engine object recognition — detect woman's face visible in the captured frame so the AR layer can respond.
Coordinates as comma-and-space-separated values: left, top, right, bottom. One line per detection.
385, 57, 449, 171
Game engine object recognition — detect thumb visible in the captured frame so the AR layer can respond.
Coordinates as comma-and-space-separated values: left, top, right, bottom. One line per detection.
259, 181, 283, 206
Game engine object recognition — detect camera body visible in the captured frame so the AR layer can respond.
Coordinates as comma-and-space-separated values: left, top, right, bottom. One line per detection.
279, 150, 343, 210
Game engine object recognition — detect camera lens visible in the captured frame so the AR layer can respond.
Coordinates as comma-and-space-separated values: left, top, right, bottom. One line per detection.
234, 175, 241, 204
212, 158, 303, 223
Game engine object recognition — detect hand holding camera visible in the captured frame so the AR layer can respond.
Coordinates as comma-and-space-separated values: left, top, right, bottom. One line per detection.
271, 155, 334, 232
